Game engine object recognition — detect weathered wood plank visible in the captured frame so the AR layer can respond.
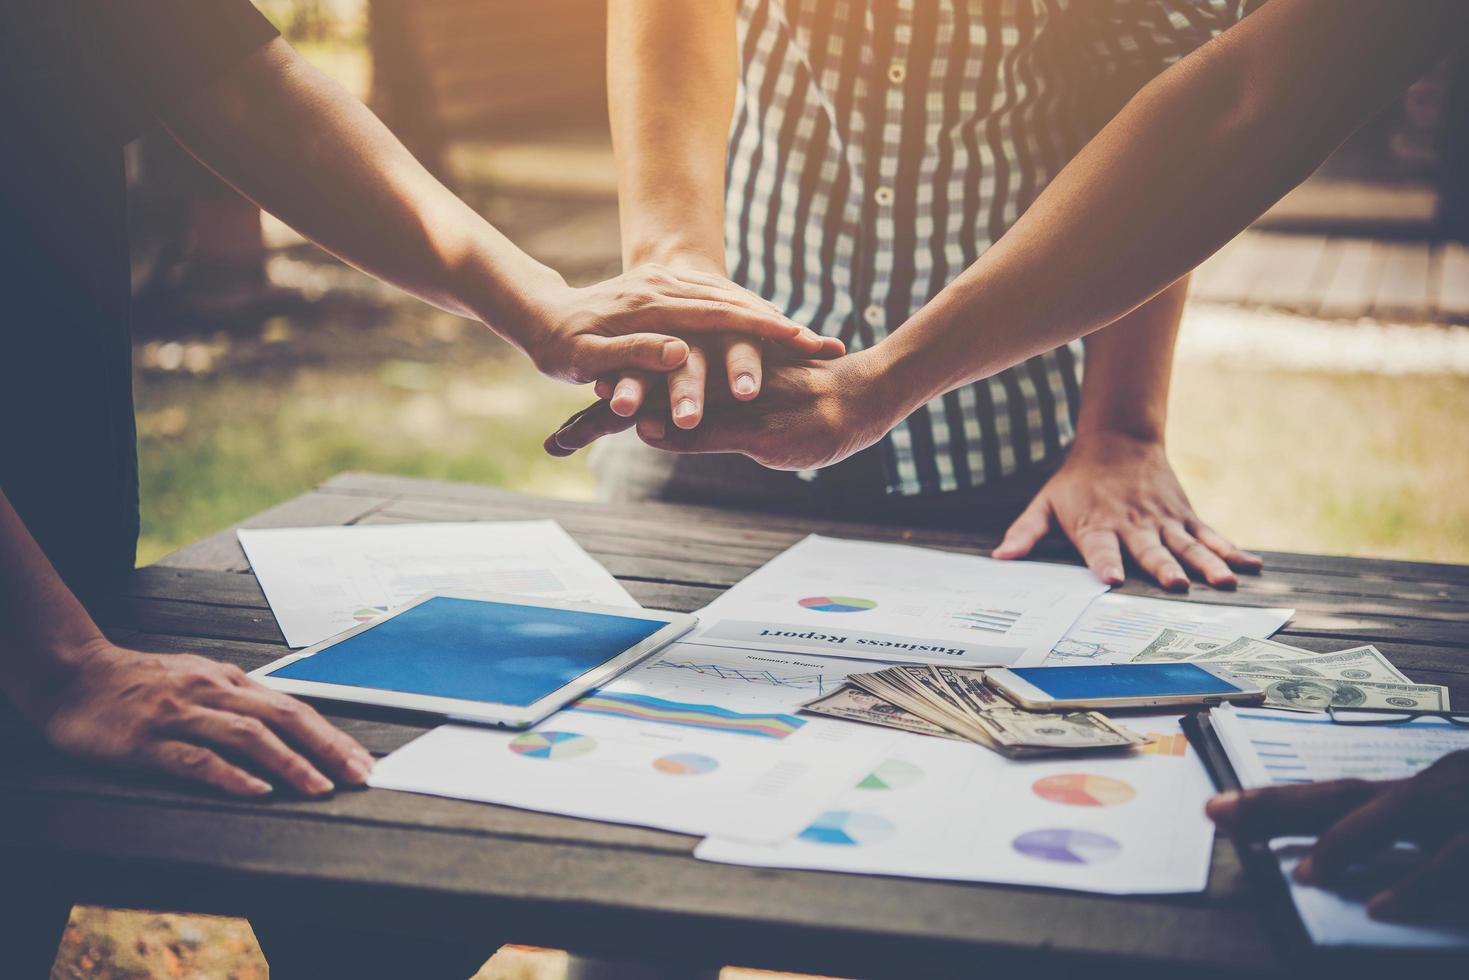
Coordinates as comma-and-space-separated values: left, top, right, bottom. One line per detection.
1371, 241, 1434, 318
2, 795, 1283, 979
1437, 240, 1469, 319
1315, 238, 1383, 320
323, 472, 1469, 587
1235, 233, 1329, 310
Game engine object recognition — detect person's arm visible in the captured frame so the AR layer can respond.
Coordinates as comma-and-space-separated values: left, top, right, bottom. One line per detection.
158, 37, 827, 388
992, 279, 1263, 589
604, 0, 841, 429
0, 491, 372, 796
552, 2, 1465, 474
877, 0, 1469, 410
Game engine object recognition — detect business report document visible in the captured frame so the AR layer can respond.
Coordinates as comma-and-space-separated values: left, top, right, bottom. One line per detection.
368, 643, 896, 842
688, 535, 1107, 667
697, 714, 1215, 895
239, 521, 637, 647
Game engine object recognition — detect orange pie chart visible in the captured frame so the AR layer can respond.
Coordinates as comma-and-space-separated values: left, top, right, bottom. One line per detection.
1032, 773, 1136, 807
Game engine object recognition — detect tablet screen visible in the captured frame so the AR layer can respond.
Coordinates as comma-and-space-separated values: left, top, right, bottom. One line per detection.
265, 597, 668, 705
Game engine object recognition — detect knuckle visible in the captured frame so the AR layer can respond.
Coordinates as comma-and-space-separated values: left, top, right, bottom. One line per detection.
229, 715, 269, 741
171, 744, 215, 772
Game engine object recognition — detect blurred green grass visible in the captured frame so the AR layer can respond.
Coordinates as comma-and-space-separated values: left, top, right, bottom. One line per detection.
133, 316, 595, 566
133, 327, 1469, 567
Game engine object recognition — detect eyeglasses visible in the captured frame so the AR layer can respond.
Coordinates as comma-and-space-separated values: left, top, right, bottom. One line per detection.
1328, 706, 1469, 726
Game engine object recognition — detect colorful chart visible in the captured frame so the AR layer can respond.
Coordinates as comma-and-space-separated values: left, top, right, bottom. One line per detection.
653, 753, 720, 776
1012, 828, 1122, 865
1137, 732, 1190, 757
352, 605, 389, 623
857, 759, 925, 791
799, 810, 897, 846
799, 595, 878, 613
508, 731, 596, 760
649, 659, 831, 693
569, 691, 804, 740
1032, 773, 1136, 807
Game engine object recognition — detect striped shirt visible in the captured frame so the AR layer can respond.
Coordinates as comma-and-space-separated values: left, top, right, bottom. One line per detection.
725, 0, 1250, 495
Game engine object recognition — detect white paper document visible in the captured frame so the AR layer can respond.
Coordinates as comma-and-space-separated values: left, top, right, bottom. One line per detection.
239, 521, 638, 647
1045, 593, 1295, 665
368, 644, 897, 842
688, 535, 1107, 667
697, 714, 1216, 895
1211, 706, 1469, 948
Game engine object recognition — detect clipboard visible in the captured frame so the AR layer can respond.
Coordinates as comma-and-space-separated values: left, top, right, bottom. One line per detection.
1181, 711, 1469, 973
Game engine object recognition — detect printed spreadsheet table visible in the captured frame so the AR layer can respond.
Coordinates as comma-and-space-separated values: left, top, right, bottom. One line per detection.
2, 473, 1466, 978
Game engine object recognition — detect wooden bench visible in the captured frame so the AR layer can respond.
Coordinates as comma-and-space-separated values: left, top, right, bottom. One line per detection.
3, 472, 1467, 977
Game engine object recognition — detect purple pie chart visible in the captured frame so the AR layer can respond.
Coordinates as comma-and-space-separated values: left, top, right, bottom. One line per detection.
1012, 828, 1122, 865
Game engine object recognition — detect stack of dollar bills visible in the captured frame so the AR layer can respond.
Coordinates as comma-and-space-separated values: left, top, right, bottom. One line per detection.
802, 665, 1146, 757
1126, 629, 1450, 713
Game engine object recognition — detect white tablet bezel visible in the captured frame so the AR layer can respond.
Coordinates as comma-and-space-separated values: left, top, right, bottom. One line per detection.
249, 590, 697, 728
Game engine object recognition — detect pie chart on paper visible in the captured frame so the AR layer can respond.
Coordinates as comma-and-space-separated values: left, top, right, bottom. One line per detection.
1012, 828, 1122, 865
799, 596, 878, 613
653, 752, 720, 775
1031, 773, 1136, 807
508, 731, 596, 760
799, 810, 897, 846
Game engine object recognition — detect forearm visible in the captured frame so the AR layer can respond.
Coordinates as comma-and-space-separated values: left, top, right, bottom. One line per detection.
880, 0, 1466, 413
0, 492, 107, 721
608, 0, 737, 271
160, 38, 561, 356
1074, 277, 1189, 444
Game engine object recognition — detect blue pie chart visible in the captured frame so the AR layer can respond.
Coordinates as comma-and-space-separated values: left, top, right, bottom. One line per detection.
799, 595, 878, 613
798, 810, 896, 846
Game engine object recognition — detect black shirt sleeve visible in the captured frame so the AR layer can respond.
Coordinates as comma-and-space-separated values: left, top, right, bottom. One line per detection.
94, 0, 281, 114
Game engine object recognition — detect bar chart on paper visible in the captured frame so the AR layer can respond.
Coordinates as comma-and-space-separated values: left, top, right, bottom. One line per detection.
1045, 594, 1294, 664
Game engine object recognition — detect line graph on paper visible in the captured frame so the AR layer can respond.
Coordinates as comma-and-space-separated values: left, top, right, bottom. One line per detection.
647, 659, 833, 695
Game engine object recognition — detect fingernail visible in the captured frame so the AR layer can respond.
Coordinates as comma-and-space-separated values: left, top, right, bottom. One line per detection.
307, 772, 335, 795
662, 340, 686, 365
733, 374, 756, 396
1294, 857, 1317, 883
247, 778, 273, 796
642, 419, 666, 440
1105, 567, 1124, 584
673, 398, 698, 420
347, 754, 374, 783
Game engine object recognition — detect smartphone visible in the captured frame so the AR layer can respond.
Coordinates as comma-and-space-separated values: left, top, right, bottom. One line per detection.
984, 662, 1266, 711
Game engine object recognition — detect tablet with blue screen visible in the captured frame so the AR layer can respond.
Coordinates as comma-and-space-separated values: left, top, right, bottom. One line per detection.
251, 592, 696, 727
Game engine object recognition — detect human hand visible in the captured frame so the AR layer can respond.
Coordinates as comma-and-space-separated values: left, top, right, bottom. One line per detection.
546, 349, 897, 468
36, 641, 373, 797
992, 430, 1262, 590
1206, 749, 1469, 922
520, 264, 830, 385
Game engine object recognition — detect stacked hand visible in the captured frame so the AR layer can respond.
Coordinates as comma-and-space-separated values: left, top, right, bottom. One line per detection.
518, 263, 839, 388
538, 272, 1258, 593
1207, 750, 1469, 922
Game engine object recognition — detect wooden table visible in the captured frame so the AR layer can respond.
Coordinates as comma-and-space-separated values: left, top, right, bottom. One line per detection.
4, 472, 1466, 978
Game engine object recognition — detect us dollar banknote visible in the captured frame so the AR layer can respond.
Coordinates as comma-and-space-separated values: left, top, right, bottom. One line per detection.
802, 684, 965, 739
1226, 671, 1450, 712
1211, 645, 1410, 685
975, 708, 1146, 750
1187, 635, 1319, 664
1130, 629, 1241, 662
